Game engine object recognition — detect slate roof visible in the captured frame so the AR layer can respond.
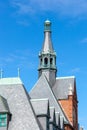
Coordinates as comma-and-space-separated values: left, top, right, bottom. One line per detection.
52, 76, 76, 100
0, 77, 41, 130
29, 74, 69, 124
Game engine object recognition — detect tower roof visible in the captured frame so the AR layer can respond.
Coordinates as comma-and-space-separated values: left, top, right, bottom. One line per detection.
41, 20, 54, 53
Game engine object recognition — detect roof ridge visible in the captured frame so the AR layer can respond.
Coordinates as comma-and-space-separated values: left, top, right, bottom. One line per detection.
0, 77, 23, 85
56, 76, 75, 79
31, 98, 49, 102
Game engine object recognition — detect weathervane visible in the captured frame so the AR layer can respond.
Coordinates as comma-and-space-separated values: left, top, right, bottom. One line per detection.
0, 69, 3, 78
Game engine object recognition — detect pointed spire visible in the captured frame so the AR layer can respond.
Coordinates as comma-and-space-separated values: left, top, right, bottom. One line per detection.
38, 20, 57, 86
42, 20, 54, 53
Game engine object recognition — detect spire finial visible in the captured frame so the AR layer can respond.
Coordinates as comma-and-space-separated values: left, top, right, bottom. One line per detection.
0, 68, 3, 78
18, 68, 20, 77
44, 19, 51, 32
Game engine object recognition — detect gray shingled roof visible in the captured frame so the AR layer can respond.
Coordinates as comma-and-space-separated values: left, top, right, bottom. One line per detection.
0, 77, 41, 130
52, 76, 76, 100
29, 74, 69, 124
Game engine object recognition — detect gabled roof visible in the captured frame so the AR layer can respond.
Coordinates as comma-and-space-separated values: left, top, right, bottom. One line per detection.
31, 98, 50, 130
52, 76, 76, 99
0, 95, 10, 113
0, 77, 41, 130
29, 74, 69, 124
30, 98, 50, 117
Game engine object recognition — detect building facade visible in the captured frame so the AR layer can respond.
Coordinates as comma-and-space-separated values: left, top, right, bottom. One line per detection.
30, 20, 78, 130
0, 20, 78, 130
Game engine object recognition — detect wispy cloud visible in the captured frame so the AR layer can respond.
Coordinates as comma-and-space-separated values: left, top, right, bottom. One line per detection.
10, 0, 35, 15
10, 0, 87, 19
80, 38, 87, 44
0, 49, 37, 69
17, 20, 30, 26
70, 67, 80, 73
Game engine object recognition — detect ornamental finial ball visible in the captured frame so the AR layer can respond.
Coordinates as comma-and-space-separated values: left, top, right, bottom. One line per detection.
44, 19, 51, 25
44, 20, 51, 32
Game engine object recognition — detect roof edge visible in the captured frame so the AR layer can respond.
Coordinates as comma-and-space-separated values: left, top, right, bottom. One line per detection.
56, 76, 75, 80
0, 77, 23, 85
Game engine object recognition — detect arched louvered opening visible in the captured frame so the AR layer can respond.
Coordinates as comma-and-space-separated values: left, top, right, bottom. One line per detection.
50, 58, 53, 65
44, 57, 48, 67
40, 58, 42, 65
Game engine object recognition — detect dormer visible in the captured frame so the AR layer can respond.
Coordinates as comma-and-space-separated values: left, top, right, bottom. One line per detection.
0, 96, 11, 129
30, 98, 50, 130
49, 107, 56, 130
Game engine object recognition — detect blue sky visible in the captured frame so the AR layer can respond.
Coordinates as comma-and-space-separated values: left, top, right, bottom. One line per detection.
0, 0, 87, 129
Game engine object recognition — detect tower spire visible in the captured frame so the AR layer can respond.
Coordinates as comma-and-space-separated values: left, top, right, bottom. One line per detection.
38, 20, 57, 87
42, 20, 54, 53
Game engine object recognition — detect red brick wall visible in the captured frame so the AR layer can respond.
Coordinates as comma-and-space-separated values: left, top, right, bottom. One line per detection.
59, 95, 73, 125
59, 92, 78, 130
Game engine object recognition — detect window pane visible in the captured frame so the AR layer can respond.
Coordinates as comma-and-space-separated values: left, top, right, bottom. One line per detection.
0, 114, 7, 127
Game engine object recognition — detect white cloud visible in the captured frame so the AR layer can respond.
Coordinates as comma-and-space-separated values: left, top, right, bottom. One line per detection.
0, 49, 37, 69
80, 38, 87, 44
10, 0, 87, 19
17, 20, 30, 26
71, 67, 80, 73
10, 0, 35, 15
